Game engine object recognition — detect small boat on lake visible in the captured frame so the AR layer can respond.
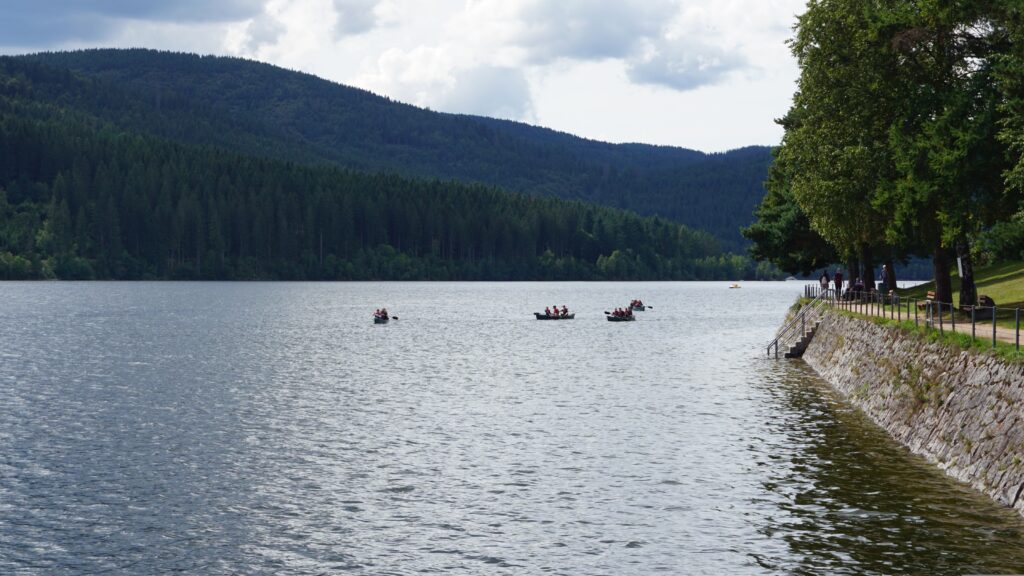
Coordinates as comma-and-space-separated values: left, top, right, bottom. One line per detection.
631, 304, 646, 311
729, 283, 741, 289
374, 308, 391, 324
374, 315, 389, 324
606, 314, 636, 322
534, 312, 575, 320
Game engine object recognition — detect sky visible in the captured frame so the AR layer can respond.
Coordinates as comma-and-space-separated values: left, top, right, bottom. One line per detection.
0, 0, 808, 152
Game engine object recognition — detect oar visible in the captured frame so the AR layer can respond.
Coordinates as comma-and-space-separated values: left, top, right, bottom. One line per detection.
391, 316, 398, 320
645, 304, 653, 308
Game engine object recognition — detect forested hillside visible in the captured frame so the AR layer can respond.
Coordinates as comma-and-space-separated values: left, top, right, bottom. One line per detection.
0, 85, 776, 280
13, 49, 772, 251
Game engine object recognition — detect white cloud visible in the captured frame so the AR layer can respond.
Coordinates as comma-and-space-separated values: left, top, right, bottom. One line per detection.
2, 0, 807, 151
453, 0, 676, 64
440, 66, 534, 120
226, 0, 389, 58
331, 0, 381, 37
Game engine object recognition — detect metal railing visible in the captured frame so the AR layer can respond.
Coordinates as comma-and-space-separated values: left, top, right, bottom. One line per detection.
767, 289, 833, 358
803, 284, 1022, 353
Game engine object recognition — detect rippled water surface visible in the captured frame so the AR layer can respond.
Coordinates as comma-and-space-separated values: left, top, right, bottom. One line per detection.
2, 281, 1023, 575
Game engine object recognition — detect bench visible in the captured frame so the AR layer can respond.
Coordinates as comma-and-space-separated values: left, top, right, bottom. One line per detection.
963, 294, 996, 320
917, 290, 936, 309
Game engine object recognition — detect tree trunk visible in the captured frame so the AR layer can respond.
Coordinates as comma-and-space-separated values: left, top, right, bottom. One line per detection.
933, 244, 952, 304
859, 244, 875, 292
846, 256, 858, 290
956, 238, 977, 308
884, 258, 897, 292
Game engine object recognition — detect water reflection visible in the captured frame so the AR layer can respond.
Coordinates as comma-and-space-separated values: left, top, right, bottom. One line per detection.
754, 361, 1024, 575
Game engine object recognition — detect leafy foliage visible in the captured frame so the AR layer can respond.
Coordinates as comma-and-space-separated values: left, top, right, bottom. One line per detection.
749, 0, 1023, 297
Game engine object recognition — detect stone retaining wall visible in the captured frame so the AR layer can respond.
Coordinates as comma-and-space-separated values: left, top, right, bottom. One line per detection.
802, 311, 1024, 514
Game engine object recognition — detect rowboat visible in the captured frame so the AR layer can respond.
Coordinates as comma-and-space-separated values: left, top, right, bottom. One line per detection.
534, 312, 575, 320
606, 315, 635, 322
729, 283, 741, 289
374, 316, 389, 324
631, 304, 646, 311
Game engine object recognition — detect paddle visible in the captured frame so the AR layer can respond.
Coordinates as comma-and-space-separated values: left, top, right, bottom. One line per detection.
391, 316, 398, 320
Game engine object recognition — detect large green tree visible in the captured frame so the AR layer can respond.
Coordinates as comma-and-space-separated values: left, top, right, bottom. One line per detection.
880, 0, 1010, 305
774, 0, 905, 291
742, 148, 837, 275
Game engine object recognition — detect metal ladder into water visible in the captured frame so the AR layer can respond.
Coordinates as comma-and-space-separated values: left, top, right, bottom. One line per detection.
766, 290, 832, 359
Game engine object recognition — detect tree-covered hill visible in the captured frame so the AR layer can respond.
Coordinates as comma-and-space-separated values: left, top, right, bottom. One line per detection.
11, 49, 772, 251
0, 78, 778, 280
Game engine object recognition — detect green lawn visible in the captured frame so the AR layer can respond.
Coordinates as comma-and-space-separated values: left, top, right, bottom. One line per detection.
898, 260, 1024, 307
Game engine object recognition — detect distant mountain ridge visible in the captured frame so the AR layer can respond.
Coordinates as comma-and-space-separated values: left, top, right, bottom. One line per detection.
12, 49, 772, 251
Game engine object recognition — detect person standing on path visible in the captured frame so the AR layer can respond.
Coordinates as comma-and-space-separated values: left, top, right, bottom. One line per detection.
834, 269, 843, 298
820, 270, 830, 293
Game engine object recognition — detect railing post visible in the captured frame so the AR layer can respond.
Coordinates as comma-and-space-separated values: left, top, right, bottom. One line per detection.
938, 301, 944, 335
1016, 308, 1020, 353
897, 295, 900, 322
993, 307, 998, 349
951, 302, 956, 333
915, 299, 918, 326
972, 306, 976, 340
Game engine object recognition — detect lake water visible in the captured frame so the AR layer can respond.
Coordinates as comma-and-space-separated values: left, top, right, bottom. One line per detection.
2, 281, 1023, 575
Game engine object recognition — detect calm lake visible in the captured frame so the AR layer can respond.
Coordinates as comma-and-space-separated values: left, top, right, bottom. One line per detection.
2, 281, 1023, 575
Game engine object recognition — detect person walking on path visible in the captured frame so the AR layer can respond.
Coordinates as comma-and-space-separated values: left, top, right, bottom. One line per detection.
819, 270, 830, 294
834, 269, 843, 298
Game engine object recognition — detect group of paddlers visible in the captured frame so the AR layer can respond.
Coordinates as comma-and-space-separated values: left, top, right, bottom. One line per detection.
609, 307, 635, 318
630, 299, 644, 308
544, 305, 571, 317
374, 308, 390, 319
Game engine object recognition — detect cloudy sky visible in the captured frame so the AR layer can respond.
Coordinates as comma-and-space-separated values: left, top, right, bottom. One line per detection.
0, 0, 807, 152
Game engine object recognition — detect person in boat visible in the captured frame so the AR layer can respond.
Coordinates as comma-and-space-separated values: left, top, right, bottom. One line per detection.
380, 308, 388, 318
561, 305, 568, 316
545, 306, 552, 317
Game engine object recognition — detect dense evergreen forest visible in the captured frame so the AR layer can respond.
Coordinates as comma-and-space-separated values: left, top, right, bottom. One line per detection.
11, 50, 772, 252
744, 0, 1024, 302
0, 78, 777, 280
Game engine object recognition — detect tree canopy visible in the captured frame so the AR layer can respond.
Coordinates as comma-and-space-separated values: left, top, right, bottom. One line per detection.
748, 0, 1024, 301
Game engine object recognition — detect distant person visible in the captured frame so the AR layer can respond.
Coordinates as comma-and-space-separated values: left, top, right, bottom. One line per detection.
819, 271, 830, 293
545, 306, 552, 317
834, 269, 843, 297
561, 305, 569, 316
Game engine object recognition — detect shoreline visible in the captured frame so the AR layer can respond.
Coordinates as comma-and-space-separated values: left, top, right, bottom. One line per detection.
799, 310, 1024, 516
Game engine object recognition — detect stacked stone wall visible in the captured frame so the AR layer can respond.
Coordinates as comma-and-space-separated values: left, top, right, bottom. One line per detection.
803, 312, 1024, 513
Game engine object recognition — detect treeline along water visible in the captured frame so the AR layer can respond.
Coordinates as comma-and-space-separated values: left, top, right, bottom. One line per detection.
1, 281, 1023, 574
